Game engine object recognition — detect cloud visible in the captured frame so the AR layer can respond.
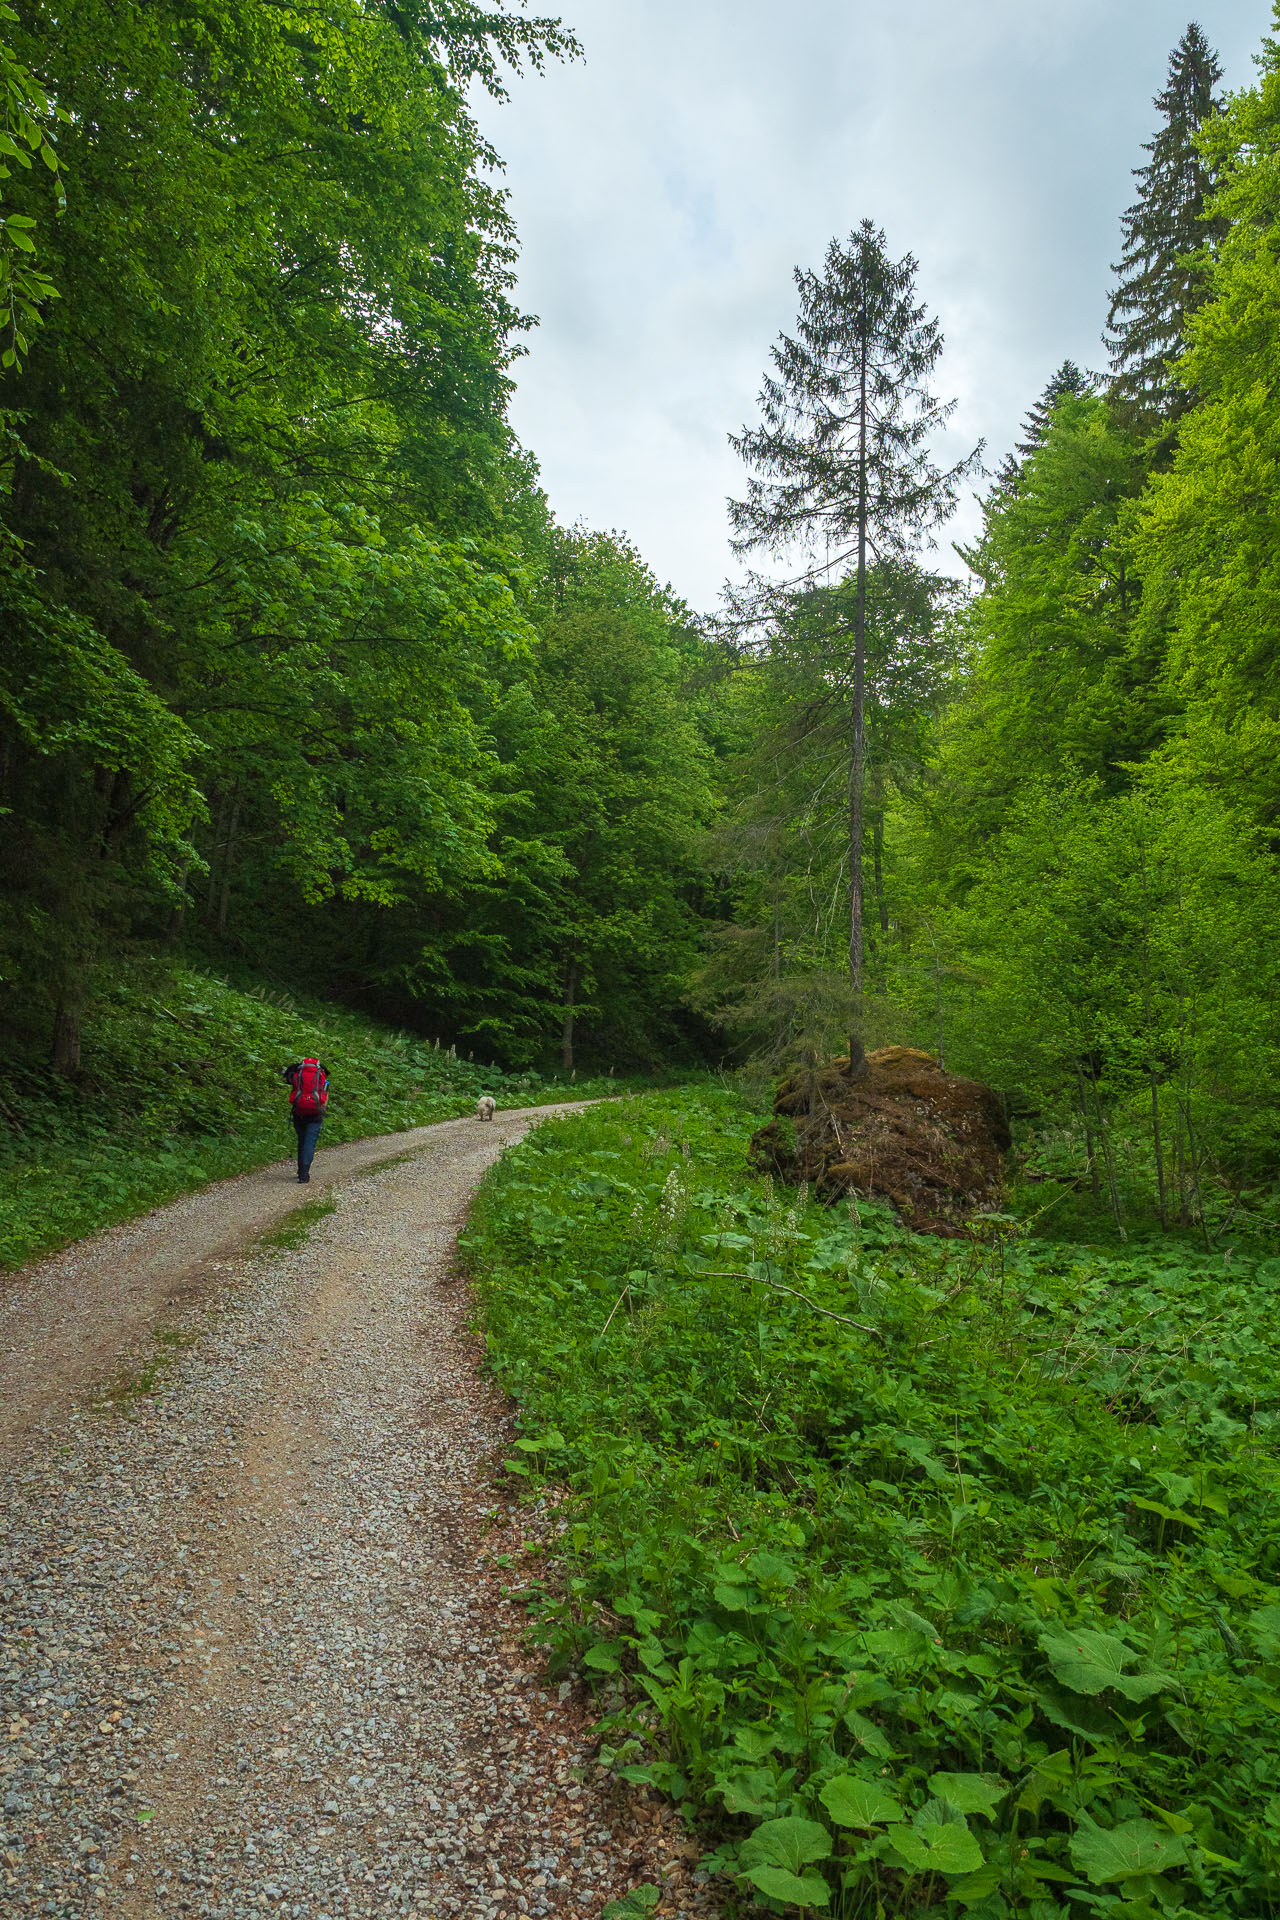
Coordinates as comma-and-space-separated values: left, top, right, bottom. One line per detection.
474, 0, 1272, 609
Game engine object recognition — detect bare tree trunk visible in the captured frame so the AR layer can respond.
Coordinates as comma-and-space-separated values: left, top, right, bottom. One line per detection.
847, 317, 867, 1078
206, 788, 228, 911
216, 795, 242, 936
166, 865, 190, 944
1149, 1070, 1168, 1230
1179, 1088, 1211, 1250
1092, 1088, 1127, 1242
51, 977, 86, 1078
933, 955, 945, 1072
872, 801, 888, 935
561, 960, 578, 1074
848, 342, 867, 1000
1174, 1109, 1189, 1223
1076, 1067, 1102, 1200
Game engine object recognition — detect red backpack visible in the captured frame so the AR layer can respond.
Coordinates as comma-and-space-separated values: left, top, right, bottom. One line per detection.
291, 1058, 329, 1118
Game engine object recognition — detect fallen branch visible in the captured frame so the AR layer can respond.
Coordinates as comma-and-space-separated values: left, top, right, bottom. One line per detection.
702, 1271, 884, 1341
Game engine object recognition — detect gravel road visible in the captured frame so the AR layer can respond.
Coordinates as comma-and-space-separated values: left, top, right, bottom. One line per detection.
0, 1111, 717, 1918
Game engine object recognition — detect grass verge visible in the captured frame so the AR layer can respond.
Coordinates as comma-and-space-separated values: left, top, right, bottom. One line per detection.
255, 1196, 338, 1254
463, 1088, 1280, 1920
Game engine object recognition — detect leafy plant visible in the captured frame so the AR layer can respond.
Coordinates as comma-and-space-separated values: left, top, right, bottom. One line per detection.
464, 1089, 1280, 1918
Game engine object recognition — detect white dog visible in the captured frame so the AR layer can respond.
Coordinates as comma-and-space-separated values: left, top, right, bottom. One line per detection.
476, 1095, 497, 1122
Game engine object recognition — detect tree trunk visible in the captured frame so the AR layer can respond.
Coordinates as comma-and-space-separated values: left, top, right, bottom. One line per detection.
1077, 1068, 1102, 1200
206, 788, 229, 910
847, 315, 868, 1066
51, 980, 86, 1078
561, 960, 578, 1074
933, 955, 946, 1072
1148, 1070, 1168, 1230
868, 773, 887, 985
872, 796, 888, 935
1092, 1089, 1127, 1242
216, 795, 242, 936
165, 865, 190, 944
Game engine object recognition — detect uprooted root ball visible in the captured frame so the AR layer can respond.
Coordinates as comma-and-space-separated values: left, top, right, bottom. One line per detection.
748, 1045, 1010, 1235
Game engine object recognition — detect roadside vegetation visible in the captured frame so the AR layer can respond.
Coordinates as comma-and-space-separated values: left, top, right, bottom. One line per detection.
466, 1092, 1280, 1919
0, 960, 620, 1270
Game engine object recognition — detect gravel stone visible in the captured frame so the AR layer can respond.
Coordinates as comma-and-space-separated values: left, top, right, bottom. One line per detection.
1, 1110, 723, 1917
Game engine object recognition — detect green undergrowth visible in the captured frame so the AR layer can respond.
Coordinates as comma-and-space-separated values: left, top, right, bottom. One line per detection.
463, 1089, 1280, 1920
0, 960, 623, 1269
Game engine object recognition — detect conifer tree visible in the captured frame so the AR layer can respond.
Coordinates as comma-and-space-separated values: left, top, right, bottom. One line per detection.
1105, 21, 1225, 423
729, 220, 978, 1048
996, 360, 1098, 491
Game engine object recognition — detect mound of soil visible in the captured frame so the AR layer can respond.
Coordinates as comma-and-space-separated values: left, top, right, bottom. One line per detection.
748, 1046, 1010, 1235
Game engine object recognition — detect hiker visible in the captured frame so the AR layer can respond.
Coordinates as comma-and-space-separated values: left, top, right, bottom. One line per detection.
282, 1056, 329, 1183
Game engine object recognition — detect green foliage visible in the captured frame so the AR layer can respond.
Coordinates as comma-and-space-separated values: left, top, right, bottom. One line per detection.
0, 957, 613, 1269
402, 524, 721, 1068
465, 1090, 1280, 1918
700, 561, 962, 1066
995, 360, 1099, 494
1104, 23, 1225, 426
0, 1, 65, 366
0, 0, 720, 1081
949, 396, 1155, 821
947, 777, 1280, 1227
1133, 15, 1280, 828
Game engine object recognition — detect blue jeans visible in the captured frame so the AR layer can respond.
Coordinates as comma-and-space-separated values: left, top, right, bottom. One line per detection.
292, 1112, 323, 1178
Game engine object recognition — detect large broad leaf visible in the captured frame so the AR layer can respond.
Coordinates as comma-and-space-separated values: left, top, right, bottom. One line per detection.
1068, 1819, 1190, 1884
1033, 1685, 1122, 1745
719, 1769, 781, 1817
741, 1865, 831, 1908
884, 1602, 943, 1641
739, 1815, 833, 1873
1040, 1628, 1171, 1701
1247, 1604, 1280, 1653
929, 1773, 1009, 1818
578, 1172, 617, 1196
710, 1559, 752, 1586
745, 1549, 797, 1587
1148, 1470, 1195, 1508
819, 1773, 902, 1828
886, 1821, 985, 1876
601, 1889, 661, 1920
713, 1583, 759, 1613
1133, 1495, 1202, 1530
842, 1709, 893, 1758
948, 1865, 1004, 1908
861, 1627, 930, 1662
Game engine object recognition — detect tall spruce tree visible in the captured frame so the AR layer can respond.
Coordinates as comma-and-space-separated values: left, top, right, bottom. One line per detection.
996, 359, 1098, 491
729, 219, 978, 1060
1105, 21, 1225, 423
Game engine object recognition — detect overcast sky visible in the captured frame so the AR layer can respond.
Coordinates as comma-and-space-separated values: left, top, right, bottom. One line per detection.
472, 0, 1272, 612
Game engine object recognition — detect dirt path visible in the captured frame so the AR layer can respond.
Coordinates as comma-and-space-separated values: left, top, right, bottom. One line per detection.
0, 1107, 584, 1465
0, 1110, 716, 1918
